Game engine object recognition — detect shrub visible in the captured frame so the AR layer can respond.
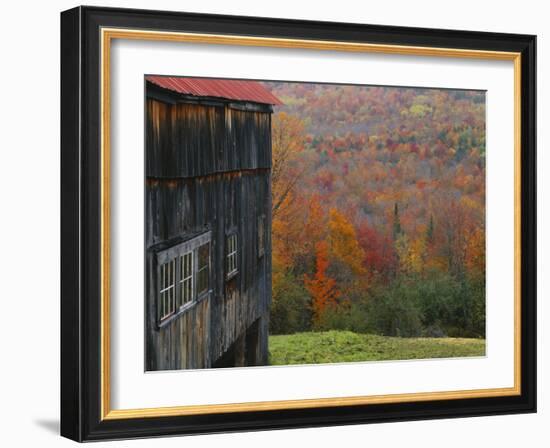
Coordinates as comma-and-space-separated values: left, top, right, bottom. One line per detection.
270, 268, 485, 339
365, 282, 423, 337
270, 272, 312, 334
316, 302, 372, 334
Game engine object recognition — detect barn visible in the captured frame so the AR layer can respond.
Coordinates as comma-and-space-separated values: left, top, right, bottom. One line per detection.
145, 76, 281, 371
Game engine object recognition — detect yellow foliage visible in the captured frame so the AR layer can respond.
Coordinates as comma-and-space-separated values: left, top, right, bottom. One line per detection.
396, 234, 427, 274
328, 208, 366, 276
465, 226, 485, 275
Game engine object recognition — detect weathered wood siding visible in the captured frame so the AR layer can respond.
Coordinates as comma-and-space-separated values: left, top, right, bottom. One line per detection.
146, 101, 271, 178
145, 271, 211, 370
146, 95, 272, 371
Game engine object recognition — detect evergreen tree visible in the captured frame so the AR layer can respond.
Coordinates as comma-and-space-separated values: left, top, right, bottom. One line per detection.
392, 202, 402, 241
426, 214, 434, 244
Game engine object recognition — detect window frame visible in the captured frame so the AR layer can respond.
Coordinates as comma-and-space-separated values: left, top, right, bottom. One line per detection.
155, 231, 212, 328
178, 250, 194, 309
158, 259, 176, 323
226, 231, 239, 280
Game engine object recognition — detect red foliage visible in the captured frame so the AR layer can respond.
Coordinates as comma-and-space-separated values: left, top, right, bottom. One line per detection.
357, 222, 396, 278
304, 241, 340, 325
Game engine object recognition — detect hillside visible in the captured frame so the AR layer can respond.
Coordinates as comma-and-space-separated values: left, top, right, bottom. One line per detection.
263, 80, 486, 343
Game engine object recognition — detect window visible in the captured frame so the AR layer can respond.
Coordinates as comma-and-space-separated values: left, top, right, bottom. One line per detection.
156, 231, 211, 326
178, 251, 193, 308
226, 233, 238, 278
258, 215, 266, 258
158, 259, 176, 322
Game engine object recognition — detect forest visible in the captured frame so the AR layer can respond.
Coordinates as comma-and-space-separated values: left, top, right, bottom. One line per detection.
263, 81, 486, 348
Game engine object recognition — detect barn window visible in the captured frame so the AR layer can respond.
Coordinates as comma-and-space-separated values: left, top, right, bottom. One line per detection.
156, 231, 212, 327
258, 215, 266, 258
158, 259, 176, 323
226, 233, 238, 279
178, 251, 193, 308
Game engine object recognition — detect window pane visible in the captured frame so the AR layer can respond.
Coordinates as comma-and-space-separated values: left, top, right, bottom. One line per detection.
198, 268, 208, 295
226, 234, 238, 278
159, 259, 176, 322
179, 252, 193, 307
197, 242, 210, 295
186, 252, 192, 276
199, 243, 210, 269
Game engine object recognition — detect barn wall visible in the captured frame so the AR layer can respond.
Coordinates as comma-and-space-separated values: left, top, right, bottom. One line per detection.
146, 100, 271, 178
146, 97, 272, 371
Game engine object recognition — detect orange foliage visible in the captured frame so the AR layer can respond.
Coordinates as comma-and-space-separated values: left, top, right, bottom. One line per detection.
271, 190, 307, 274
465, 226, 485, 276
271, 112, 306, 218
304, 241, 340, 325
328, 208, 367, 277
303, 195, 327, 254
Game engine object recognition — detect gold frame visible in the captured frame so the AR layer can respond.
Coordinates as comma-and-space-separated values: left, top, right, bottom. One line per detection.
100, 27, 522, 421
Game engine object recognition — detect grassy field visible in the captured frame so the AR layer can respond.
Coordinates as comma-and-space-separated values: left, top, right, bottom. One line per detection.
269, 330, 485, 366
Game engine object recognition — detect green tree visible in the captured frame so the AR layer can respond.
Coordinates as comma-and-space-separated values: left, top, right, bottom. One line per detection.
392, 202, 402, 241
270, 272, 312, 335
426, 214, 434, 245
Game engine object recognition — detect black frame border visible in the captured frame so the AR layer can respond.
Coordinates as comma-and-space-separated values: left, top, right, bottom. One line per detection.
61, 6, 536, 442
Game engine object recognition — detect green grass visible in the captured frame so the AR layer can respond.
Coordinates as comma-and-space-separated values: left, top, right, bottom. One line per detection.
269, 330, 485, 366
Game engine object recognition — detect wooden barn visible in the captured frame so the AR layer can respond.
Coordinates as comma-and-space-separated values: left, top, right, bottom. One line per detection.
145, 76, 281, 371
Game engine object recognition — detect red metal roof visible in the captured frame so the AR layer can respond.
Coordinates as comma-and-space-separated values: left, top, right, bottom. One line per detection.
146, 76, 282, 105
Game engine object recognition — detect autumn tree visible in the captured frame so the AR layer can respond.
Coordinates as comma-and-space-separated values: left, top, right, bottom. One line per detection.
395, 234, 427, 275
325, 208, 368, 303
270, 112, 307, 284
296, 194, 328, 271
328, 208, 366, 277
357, 221, 396, 279
465, 225, 485, 277
304, 241, 340, 327
271, 112, 308, 295
436, 196, 470, 277
271, 111, 306, 218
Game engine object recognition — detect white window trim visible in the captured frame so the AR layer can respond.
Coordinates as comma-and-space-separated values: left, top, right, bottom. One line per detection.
156, 231, 212, 327
226, 233, 238, 279
158, 259, 176, 323
178, 251, 194, 309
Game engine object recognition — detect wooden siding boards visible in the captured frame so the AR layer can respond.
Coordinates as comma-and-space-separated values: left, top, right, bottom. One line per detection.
146, 94, 272, 371
146, 99, 272, 178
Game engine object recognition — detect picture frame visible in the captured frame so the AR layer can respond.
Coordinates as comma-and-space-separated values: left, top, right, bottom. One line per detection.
60, 5, 536, 442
